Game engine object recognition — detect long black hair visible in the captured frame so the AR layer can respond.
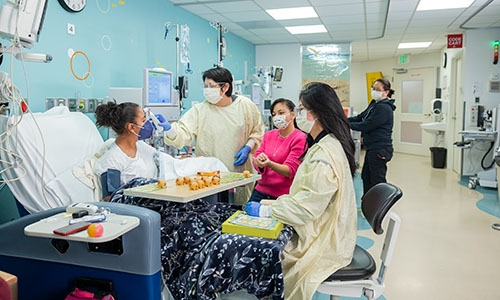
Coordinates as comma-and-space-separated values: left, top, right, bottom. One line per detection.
95, 101, 140, 135
299, 82, 357, 176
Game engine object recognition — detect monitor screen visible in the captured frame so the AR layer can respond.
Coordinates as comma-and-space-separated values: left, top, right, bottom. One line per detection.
147, 70, 172, 104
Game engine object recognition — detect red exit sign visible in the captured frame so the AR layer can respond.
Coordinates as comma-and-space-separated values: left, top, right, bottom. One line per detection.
447, 34, 463, 48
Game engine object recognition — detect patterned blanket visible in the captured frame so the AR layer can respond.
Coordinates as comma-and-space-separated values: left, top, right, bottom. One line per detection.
110, 178, 294, 300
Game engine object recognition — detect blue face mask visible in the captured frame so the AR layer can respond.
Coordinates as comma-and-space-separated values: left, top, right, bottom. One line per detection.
133, 120, 154, 140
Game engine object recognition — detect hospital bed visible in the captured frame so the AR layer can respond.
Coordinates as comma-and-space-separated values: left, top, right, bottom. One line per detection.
0, 108, 276, 299
0, 106, 104, 213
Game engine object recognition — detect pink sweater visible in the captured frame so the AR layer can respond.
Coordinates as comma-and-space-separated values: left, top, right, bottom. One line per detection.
253, 129, 307, 198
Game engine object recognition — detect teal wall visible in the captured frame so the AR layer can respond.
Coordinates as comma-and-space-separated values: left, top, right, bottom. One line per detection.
0, 0, 256, 112
0, 0, 255, 222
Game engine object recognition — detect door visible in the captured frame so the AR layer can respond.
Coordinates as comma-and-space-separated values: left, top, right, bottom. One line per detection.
393, 67, 436, 156
452, 57, 464, 174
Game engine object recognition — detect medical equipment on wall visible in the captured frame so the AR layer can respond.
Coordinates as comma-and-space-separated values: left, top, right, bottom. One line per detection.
45, 97, 103, 113
143, 68, 180, 121
455, 105, 500, 189
248, 66, 284, 128
0, 0, 52, 64
164, 22, 190, 113
209, 20, 227, 67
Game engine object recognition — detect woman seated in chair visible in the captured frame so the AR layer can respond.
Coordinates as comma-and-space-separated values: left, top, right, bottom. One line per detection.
249, 98, 307, 203
247, 82, 358, 300
93, 102, 158, 200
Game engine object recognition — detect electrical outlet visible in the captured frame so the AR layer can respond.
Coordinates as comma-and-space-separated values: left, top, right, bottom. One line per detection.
67, 23, 75, 35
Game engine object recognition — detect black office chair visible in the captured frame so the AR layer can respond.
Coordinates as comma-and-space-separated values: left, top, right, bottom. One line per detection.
317, 183, 403, 300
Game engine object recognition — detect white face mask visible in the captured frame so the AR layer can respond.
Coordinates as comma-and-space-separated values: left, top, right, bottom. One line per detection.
272, 114, 290, 130
371, 89, 384, 101
204, 88, 222, 104
296, 110, 316, 133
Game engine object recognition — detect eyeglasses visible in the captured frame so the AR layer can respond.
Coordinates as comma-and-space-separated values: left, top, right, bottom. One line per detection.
203, 82, 226, 88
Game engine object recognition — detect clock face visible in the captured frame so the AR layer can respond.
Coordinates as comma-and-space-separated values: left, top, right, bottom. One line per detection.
58, 0, 86, 13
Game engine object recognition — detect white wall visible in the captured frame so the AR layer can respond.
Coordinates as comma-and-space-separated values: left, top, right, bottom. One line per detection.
439, 47, 464, 170
461, 29, 500, 175
256, 44, 302, 104
350, 52, 441, 114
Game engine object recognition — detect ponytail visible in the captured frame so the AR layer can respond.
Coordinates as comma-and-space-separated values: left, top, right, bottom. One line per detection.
95, 101, 139, 135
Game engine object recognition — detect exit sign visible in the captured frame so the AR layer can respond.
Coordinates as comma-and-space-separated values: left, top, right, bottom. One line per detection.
399, 55, 409, 64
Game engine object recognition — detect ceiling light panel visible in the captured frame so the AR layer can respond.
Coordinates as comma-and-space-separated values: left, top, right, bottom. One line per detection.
398, 42, 432, 48
255, 0, 310, 10
417, 0, 474, 11
266, 7, 318, 20
285, 25, 327, 34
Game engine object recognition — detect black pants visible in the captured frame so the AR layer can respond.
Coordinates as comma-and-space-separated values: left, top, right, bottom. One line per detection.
361, 147, 393, 195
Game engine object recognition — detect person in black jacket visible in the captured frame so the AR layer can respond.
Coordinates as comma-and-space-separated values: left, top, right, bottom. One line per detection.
348, 78, 396, 195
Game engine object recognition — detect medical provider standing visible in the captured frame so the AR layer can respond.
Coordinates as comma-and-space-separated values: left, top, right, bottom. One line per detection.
348, 78, 395, 195
157, 67, 264, 204
246, 82, 357, 300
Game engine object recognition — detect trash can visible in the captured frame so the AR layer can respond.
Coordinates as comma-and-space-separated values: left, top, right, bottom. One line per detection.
430, 147, 447, 168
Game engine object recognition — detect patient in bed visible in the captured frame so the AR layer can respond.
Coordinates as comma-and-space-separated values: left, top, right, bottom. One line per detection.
93, 102, 159, 200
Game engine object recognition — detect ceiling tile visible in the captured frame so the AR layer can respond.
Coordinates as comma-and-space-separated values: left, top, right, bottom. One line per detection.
224, 22, 246, 31
249, 27, 290, 35
295, 32, 332, 41
206, 1, 261, 13
321, 14, 365, 24
388, 1, 418, 12
316, 4, 365, 17
226, 10, 273, 22
198, 13, 231, 23
181, 4, 214, 14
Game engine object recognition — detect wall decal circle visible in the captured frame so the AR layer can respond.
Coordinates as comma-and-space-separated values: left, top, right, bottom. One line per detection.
70, 51, 90, 81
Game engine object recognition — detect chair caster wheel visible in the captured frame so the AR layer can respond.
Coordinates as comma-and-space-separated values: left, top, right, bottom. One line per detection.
364, 289, 375, 300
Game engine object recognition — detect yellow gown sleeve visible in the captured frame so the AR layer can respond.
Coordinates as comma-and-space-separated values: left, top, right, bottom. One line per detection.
271, 159, 339, 226
245, 99, 264, 149
163, 105, 199, 149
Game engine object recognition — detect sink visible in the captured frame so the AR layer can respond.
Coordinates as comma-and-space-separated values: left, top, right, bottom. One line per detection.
420, 122, 446, 133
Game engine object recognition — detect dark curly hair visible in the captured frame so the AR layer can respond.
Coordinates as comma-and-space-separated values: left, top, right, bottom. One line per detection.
95, 101, 140, 135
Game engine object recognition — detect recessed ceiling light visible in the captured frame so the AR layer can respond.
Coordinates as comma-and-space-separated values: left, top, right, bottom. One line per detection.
266, 7, 318, 20
285, 25, 327, 35
398, 42, 432, 49
417, 0, 474, 11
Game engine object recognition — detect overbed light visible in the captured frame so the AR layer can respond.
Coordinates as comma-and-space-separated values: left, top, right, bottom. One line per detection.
266, 7, 318, 20
398, 42, 432, 49
285, 25, 327, 35
417, 0, 474, 11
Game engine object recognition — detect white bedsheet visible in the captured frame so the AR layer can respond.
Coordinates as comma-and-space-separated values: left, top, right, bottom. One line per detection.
0, 107, 104, 213
158, 152, 229, 180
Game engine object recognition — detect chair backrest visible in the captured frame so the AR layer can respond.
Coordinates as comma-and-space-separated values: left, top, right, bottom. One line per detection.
361, 183, 403, 235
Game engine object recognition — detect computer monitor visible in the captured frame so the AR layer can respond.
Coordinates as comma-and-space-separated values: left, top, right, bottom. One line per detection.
273, 67, 283, 82
143, 68, 174, 106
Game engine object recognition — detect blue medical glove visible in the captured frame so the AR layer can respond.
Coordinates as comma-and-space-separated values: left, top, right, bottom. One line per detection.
246, 201, 261, 217
234, 145, 251, 166
154, 114, 171, 131
245, 202, 272, 218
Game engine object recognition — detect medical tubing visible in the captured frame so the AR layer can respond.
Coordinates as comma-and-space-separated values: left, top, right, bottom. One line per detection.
481, 141, 495, 170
